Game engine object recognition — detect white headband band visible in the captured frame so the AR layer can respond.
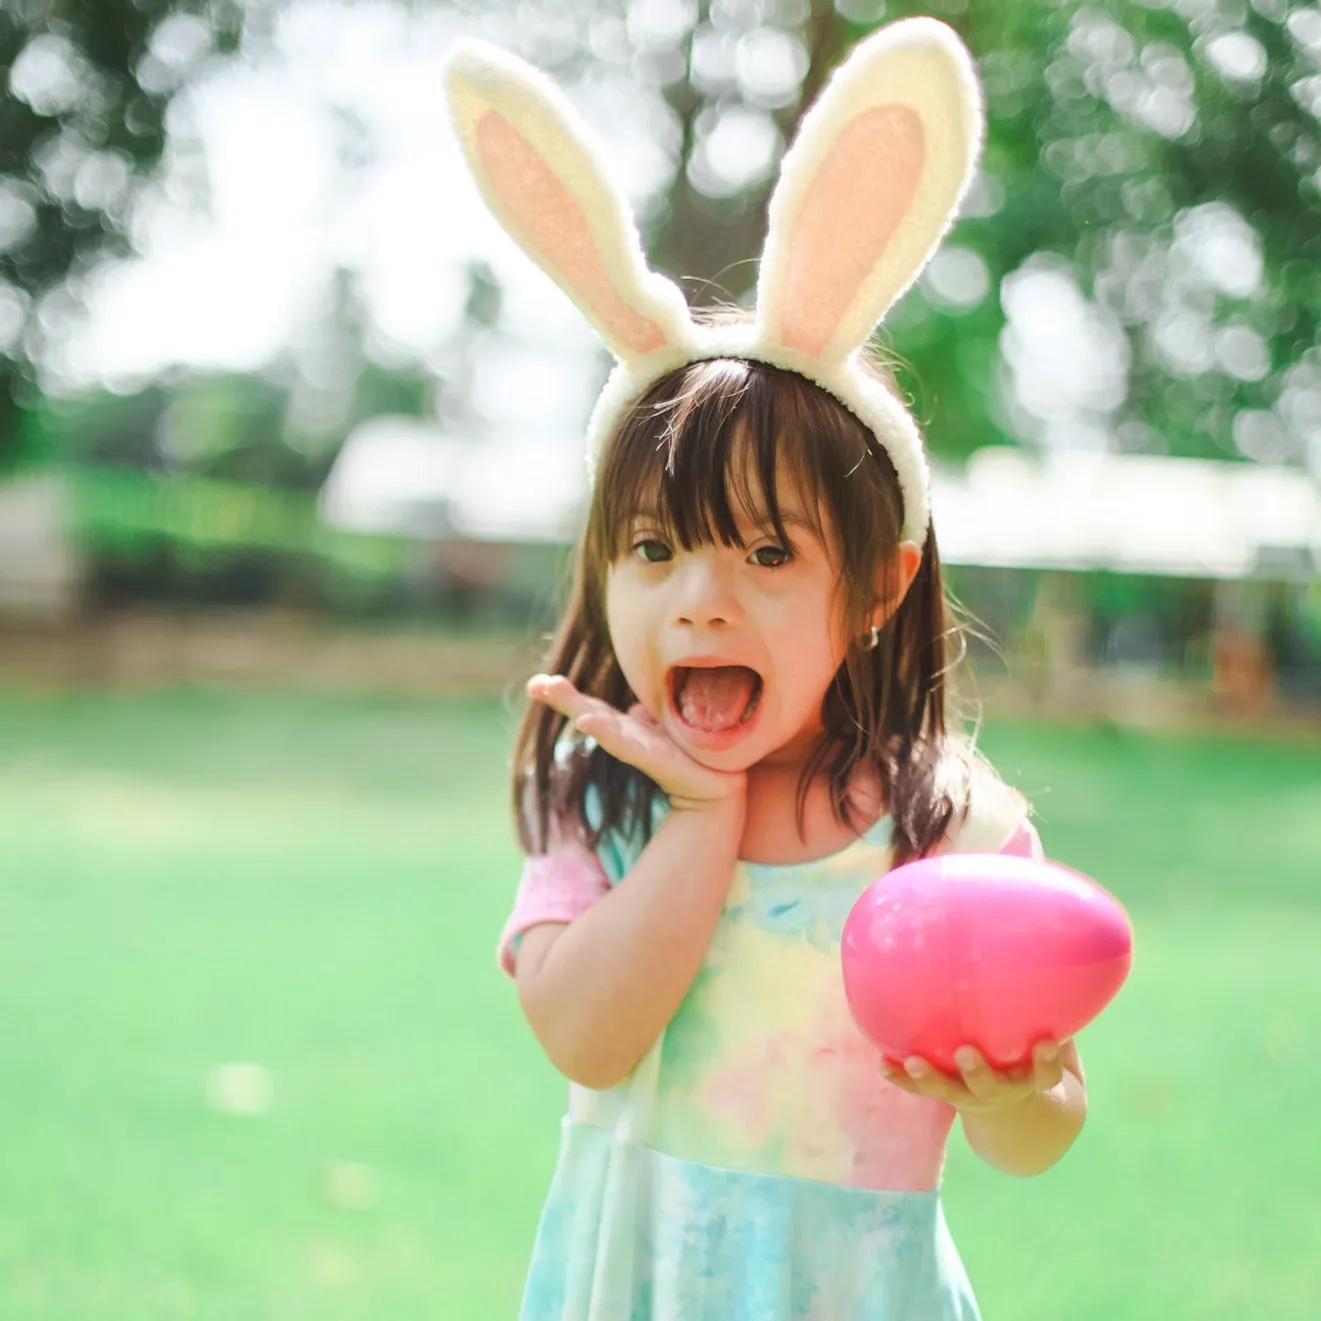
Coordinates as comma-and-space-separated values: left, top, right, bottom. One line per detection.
443, 18, 985, 547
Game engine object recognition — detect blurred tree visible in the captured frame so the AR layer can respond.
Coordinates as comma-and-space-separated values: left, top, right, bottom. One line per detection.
449, 0, 1321, 472
884, 0, 1321, 470
16, 0, 1321, 481
0, 0, 245, 467
267, 263, 439, 488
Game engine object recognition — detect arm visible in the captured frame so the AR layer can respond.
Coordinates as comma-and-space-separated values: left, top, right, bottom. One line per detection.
881, 1039, 1087, 1179
957, 1040, 1087, 1177
512, 672, 747, 1091
516, 796, 744, 1090
958, 821, 1087, 1174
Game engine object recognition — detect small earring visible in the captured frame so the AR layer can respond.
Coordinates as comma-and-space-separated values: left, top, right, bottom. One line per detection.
866, 624, 880, 650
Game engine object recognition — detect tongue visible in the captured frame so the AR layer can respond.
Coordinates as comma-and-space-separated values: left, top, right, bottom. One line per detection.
677, 666, 758, 731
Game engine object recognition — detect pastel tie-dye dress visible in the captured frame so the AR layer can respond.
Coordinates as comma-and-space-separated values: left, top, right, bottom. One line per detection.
498, 773, 1041, 1321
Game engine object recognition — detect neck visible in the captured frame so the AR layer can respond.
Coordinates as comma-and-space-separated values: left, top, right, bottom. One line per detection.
738, 754, 886, 865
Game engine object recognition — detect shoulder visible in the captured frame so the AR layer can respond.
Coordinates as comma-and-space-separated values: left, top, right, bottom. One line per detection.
937, 739, 1036, 857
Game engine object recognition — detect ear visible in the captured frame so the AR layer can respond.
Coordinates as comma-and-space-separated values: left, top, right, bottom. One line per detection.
443, 41, 692, 361
872, 539, 924, 629
756, 19, 983, 364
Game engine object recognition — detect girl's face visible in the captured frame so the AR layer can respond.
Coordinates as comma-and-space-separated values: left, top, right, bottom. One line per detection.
604, 458, 852, 774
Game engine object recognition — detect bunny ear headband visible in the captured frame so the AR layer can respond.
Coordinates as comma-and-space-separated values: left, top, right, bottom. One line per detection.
442, 18, 984, 547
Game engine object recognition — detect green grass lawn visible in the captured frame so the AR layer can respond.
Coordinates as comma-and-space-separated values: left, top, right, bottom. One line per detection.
0, 687, 1317, 1319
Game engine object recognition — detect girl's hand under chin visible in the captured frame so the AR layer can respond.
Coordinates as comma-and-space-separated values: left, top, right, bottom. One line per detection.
527, 673, 746, 814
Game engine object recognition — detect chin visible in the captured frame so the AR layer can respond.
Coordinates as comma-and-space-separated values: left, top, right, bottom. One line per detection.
661, 685, 765, 763
678, 739, 765, 774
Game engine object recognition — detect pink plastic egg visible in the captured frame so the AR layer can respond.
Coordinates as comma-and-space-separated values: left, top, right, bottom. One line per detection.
841, 853, 1133, 1075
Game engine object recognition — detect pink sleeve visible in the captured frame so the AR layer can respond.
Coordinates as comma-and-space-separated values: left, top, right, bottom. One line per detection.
998, 818, 1045, 861
496, 817, 610, 978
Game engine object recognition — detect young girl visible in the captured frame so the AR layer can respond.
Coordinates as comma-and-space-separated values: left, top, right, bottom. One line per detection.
446, 18, 1088, 1319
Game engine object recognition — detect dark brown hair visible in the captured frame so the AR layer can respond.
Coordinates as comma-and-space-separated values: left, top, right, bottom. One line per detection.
511, 346, 974, 865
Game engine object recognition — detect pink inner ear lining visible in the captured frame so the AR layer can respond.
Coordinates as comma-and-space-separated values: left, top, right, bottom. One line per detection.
474, 109, 667, 356
773, 105, 926, 360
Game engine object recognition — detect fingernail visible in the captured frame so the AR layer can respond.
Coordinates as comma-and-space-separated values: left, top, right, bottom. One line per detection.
905, 1059, 925, 1078
955, 1048, 978, 1071
1040, 1043, 1059, 1061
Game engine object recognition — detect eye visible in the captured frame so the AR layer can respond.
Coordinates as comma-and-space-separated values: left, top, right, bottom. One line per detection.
749, 544, 791, 568
632, 537, 672, 564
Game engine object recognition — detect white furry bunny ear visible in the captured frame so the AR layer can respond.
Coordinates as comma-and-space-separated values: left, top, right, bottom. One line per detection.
755, 18, 984, 364
443, 40, 693, 362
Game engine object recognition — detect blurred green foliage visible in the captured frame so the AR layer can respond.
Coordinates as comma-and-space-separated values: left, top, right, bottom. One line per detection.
884, 0, 1321, 465
8, 0, 1321, 481
0, 0, 245, 461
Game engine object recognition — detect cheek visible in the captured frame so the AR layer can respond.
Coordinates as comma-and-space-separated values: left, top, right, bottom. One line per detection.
765, 588, 849, 678
604, 574, 633, 657
604, 571, 655, 697
788, 633, 848, 699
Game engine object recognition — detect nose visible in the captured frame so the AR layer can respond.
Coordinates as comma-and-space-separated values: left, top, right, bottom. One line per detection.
673, 553, 739, 628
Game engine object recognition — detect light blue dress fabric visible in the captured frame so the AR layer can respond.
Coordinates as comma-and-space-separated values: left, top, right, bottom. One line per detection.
514, 791, 998, 1321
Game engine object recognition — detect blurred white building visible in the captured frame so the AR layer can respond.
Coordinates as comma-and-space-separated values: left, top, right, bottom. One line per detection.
318, 414, 588, 545
319, 422, 1321, 584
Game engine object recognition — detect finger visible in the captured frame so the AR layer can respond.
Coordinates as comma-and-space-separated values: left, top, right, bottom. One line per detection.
525, 672, 580, 714
879, 1056, 923, 1090
878, 1059, 924, 1097
1030, 1040, 1065, 1091
1002, 1057, 1036, 1088
575, 706, 691, 784
574, 705, 656, 761
953, 1046, 1005, 1102
627, 702, 663, 729
526, 674, 617, 726
901, 1056, 966, 1105
525, 677, 660, 772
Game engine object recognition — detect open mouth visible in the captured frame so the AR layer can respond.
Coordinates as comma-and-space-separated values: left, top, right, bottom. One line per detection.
668, 664, 764, 734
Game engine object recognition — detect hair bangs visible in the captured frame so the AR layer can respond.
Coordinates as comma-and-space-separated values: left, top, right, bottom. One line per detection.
594, 359, 846, 564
